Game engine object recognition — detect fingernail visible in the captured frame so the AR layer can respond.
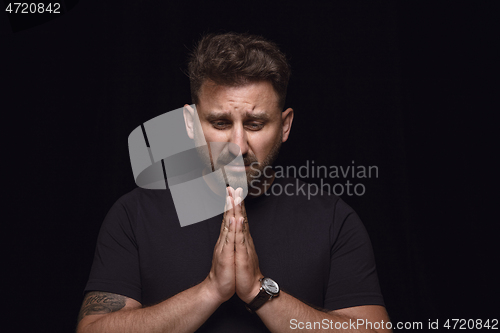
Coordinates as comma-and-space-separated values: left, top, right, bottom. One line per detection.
230, 217, 234, 225
240, 217, 244, 224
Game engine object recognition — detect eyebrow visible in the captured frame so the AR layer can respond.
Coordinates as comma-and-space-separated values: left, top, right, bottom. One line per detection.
205, 111, 271, 121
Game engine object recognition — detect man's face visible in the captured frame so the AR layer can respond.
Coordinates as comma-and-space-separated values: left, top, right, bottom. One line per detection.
194, 80, 292, 188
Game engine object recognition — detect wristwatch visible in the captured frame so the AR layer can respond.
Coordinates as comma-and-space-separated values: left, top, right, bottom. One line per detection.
245, 277, 280, 313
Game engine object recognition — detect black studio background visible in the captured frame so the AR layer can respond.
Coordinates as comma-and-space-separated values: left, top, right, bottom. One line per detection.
2, 1, 497, 332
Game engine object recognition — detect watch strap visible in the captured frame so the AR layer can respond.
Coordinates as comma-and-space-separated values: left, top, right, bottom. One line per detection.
246, 288, 272, 313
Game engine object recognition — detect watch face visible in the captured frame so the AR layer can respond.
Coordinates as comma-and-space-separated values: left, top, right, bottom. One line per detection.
262, 278, 279, 295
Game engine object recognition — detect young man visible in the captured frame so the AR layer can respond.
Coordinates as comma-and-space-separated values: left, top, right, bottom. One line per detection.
77, 32, 391, 332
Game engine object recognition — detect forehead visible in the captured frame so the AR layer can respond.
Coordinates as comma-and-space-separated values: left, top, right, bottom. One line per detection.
197, 80, 280, 114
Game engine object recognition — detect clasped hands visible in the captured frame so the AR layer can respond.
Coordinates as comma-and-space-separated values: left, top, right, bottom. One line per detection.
205, 186, 264, 305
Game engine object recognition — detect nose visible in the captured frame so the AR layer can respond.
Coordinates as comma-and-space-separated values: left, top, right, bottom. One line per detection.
228, 123, 248, 157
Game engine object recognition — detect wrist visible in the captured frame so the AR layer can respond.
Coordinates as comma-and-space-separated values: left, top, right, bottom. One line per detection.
199, 277, 227, 307
242, 276, 265, 304
245, 277, 280, 313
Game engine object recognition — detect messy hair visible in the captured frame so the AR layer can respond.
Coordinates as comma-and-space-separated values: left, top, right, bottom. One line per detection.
187, 32, 291, 109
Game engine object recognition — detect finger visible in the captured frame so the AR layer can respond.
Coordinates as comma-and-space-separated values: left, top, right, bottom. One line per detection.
226, 187, 236, 231
234, 216, 248, 254
232, 188, 249, 248
242, 219, 256, 255
217, 195, 234, 250
234, 188, 248, 226
245, 225, 256, 251
221, 217, 236, 250
222, 217, 236, 249
234, 187, 242, 217
227, 194, 235, 221
240, 213, 255, 254
240, 199, 249, 234
234, 187, 247, 217
218, 197, 228, 241
239, 189, 248, 219
221, 191, 232, 227
227, 186, 235, 199
218, 220, 231, 253
233, 188, 250, 236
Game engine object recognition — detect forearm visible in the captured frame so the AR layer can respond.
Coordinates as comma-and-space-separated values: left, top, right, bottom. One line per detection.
77, 279, 221, 333
255, 291, 391, 333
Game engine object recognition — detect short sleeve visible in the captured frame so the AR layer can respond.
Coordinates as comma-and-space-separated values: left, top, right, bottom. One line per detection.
323, 199, 385, 310
84, 195, 142, 303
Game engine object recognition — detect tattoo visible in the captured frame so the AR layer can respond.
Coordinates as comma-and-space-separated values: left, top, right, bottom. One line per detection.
77, 291, 126, 323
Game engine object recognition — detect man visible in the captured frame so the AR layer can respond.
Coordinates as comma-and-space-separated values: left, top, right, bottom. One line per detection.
77, 32, 391, 332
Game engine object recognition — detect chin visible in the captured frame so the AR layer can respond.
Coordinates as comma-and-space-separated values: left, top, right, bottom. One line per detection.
225, 173, 249, 188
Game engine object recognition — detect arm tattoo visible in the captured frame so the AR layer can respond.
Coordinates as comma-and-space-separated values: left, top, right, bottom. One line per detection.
77, 291, 126, 323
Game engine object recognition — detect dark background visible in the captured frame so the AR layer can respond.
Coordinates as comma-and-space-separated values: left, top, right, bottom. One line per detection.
2, 1, 497, 332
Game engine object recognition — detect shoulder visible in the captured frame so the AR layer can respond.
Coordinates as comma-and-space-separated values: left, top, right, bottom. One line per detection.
269, 177, 365, 233
115, 186, 172, 205
112, 187, 175, 213
102, 187, 177, 229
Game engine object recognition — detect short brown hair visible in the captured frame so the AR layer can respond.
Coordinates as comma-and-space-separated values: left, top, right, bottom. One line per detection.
187, 32, 291, 109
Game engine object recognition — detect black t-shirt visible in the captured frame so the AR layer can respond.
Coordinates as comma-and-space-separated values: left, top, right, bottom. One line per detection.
85, 177, 384, 332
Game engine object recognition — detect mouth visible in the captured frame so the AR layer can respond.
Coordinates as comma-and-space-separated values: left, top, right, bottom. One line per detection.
225, 164, 250, 172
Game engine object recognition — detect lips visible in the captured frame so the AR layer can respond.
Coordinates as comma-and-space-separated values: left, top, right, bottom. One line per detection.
225, 164, 249, 171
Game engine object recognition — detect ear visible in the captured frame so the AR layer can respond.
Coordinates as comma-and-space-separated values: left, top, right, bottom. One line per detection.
281, 108, 294, 143
183, 104, 195, 139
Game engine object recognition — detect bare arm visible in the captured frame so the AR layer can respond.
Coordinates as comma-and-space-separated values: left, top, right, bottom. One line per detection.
76, 282, 222, 333
77, 193, 239, 333
255, 291, 392, 332
77, 291, 138, 324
